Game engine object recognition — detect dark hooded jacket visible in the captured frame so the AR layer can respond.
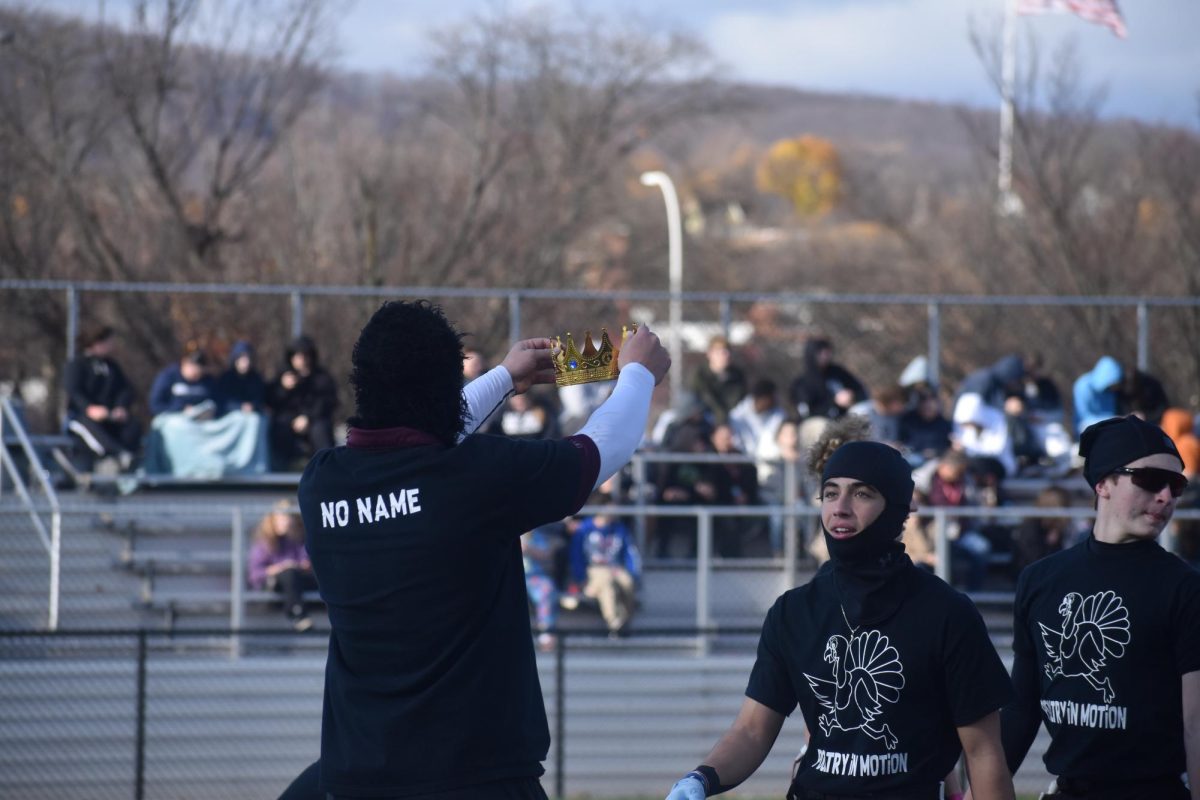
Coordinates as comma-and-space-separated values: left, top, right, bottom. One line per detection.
267, 336, 338, 425
216, 340, 266, 415
789, 340, 866, 419
956, 354, 1025, 410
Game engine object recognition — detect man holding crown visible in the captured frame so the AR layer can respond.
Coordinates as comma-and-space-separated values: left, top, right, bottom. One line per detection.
281, 300, 669, 800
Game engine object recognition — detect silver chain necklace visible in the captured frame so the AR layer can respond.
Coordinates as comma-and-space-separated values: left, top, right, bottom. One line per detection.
839, 603, 861, 642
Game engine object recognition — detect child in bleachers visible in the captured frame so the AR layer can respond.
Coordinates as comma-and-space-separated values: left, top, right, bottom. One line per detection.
248, 500, 318, 631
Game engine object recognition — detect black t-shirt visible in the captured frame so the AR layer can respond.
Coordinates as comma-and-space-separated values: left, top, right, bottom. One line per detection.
1009, 536, 1200, 780
747, 566, 1012, 796
298, 432, 595, 797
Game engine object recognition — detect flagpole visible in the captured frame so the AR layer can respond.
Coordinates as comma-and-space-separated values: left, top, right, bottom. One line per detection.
997, 0, 1022, 215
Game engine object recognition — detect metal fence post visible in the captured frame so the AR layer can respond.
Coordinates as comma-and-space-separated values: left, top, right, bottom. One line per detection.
554, 632, 566, 800
633, 455, 647, 555
719, 296, 732, 340
783, 459, 798, 591
230, 507, 245, 635
1137, 301, 1150, 372
49, 511, 61, 631
135, 629, 148, 800
65, 286, 79, 363
927, 301, 941, 389
933, 508, 950, 582
290, 291, 304, 340
509, 293, 522, 344
696, 510, 712, 655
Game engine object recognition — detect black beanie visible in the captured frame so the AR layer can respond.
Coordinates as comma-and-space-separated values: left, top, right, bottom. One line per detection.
822, 441, 915, 509
821, 441, 915, 564
1080, 415, 1182, 489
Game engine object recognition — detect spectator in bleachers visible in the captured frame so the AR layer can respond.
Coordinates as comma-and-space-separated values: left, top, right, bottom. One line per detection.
216, 339, 266, 415
558, 381, 613, 437
951, 356, 1025, 480
789, 337, 866, 420
248, 500, 318, 631
149, 348, 218, 418
1123, 368, 1170, 424
1021, 352, 1064, 422
917, 450, 993, 591
688, 335, 747, 425
144, 347, 269, 477
651, 393, 712, 451
63, 324, 141, 471
1003, 393, 1045, 474
1072, 355, 1123, 434
490, 390, 560, 440
897, 353, 935, 407
462, 348, 488, 383
1011, 485, 1071, 577
568, 494, 641, 636
1162, 408, 1200, 567
957, 353, 1025, 411
951, 391, 1017, 478
266, 335, 338, 470
522, 524, 565, 651
710, 422, 761, 557
849, 384, 907, 446
462, 348, 507, 432
901, 510, 938, 573
655, 421, 717, 557
759, 418, 802, 558
1017, 354, 1074, 475
1161, 409, 1200, 477
898, 388, 951, 466
729, 378, 785, 457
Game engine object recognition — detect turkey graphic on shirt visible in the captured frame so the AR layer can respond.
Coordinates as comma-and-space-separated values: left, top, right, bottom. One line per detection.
804, 630, 905, 750
1038, 590, 1130, 704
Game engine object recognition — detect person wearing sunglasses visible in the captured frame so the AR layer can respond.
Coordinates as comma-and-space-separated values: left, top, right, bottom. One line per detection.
1000, 415, 1200, 800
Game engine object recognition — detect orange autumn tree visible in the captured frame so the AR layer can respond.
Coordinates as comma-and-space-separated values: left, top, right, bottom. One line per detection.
756, 135, 842, 217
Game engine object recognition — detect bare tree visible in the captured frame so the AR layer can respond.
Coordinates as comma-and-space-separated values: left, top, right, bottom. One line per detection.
0, 1, 333, 427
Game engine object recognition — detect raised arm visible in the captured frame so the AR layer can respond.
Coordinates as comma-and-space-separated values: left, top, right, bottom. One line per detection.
459, 338, 556, 439
576, 325, 669, 489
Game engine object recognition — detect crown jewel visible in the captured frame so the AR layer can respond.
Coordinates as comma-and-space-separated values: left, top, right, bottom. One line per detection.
552, 324, 637, 387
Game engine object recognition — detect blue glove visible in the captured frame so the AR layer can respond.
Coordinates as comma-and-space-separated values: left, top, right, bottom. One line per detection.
665, 775, 706, 800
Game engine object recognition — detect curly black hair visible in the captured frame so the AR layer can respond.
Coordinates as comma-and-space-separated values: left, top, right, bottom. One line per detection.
349, 301, 468, 444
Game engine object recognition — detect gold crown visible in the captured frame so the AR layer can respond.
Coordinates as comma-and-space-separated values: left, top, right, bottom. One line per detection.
551, 324, 637, 387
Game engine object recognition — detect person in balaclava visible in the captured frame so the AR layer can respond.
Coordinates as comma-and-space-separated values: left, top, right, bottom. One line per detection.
1002, 415, 1200, 800
664, 434, 1015, 800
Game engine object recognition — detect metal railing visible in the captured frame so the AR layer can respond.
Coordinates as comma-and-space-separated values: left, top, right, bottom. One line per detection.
0, 396, 62, 630
5, 278, 1200, 375
5, 444, 1197, 633
91, 494, 1200, 637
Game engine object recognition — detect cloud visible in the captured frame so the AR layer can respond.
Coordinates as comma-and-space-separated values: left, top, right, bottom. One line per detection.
702, 0, 1200, 124
706, 0, 992, 104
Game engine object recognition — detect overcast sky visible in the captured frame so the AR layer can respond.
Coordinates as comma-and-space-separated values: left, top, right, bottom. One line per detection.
26, 0, 1200, 126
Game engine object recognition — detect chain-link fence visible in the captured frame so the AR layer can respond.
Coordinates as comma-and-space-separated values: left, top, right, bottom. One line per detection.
0, 627, 831, 800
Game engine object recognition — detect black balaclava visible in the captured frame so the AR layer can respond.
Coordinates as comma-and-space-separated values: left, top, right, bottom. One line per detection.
820, 441, 916, 626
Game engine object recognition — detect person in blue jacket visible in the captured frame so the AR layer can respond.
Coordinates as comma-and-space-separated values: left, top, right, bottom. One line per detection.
1072, 356, 1123, 435
569, 495, 642, 635
148, 349, 218, 417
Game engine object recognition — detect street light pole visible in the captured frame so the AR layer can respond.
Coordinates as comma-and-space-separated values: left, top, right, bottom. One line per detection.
639, 171, 683, 401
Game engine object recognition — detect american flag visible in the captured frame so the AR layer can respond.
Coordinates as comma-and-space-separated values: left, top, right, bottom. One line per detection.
1016, 0, 1128, 39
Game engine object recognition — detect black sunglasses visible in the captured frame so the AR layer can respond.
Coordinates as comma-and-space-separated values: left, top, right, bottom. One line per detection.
1110, 467, 1189, 498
